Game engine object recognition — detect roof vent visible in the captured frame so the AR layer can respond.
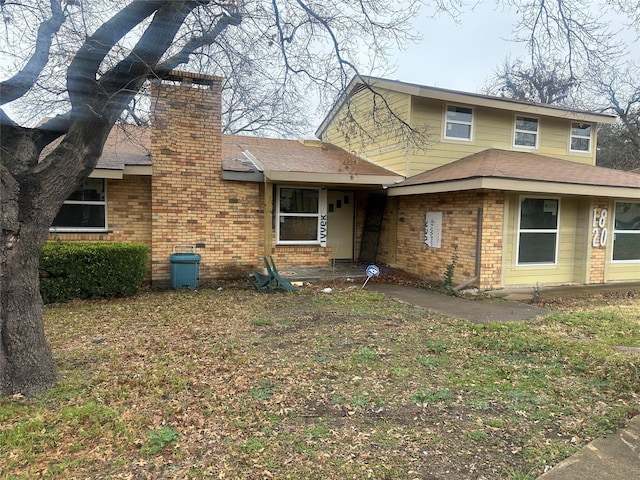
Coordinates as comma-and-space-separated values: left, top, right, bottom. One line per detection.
297, 137, 323, 147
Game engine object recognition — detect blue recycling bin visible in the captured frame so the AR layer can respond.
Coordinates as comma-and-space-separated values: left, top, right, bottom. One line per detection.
170, 252, 201, 289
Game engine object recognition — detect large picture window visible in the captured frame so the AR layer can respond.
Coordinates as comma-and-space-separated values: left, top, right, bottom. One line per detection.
444, 105, 473, 140
570, 122, 592, 152
277, 187, 320, 244
51, 178, 107, 231
517, 198, 559, 265
514, 116, 539, 148
612, 202, 640, 261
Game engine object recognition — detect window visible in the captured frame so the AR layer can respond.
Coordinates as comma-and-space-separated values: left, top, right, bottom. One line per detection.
277, 187, 321, 244
517, 198, 559, 264
570, 122, 592, 152
514, 116, 538, 148
444, 105, 473, 140
51, 178, 107, 231
612, 202, 640, 261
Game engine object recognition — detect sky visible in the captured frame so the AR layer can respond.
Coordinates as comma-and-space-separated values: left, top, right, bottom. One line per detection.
391, 3, 527, 94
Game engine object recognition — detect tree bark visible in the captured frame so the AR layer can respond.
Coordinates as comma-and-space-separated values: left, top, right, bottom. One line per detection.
1, 166, 57, 396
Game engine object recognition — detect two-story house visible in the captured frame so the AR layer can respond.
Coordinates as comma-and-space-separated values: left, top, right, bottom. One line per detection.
316, 76, 640, 289
50, 72, 639, 290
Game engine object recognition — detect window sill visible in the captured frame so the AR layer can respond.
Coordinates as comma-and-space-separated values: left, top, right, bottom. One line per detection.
49, 229, 112, 234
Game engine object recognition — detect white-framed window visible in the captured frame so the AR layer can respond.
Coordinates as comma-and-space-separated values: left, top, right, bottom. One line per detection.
569, 122, 592, 152
444, 104, 473, 141
514, 116, 539, 148
612, 202, 640, 262
51, 178, 107, 232
277, 186, 321, 244
517, 197, 559, 265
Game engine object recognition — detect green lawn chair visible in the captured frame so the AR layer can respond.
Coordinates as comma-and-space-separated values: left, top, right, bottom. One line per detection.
243, 270, 273, 293
263, 256, 297, 292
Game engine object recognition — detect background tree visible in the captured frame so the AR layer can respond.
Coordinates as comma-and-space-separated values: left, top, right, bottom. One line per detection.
589, 65, 640, 170
0, 0, 429, 396
485, 56, 578, 105
487, 0, 640, 170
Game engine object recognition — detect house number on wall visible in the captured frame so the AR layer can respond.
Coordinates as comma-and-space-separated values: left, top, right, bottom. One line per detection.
592, 208, 608, 248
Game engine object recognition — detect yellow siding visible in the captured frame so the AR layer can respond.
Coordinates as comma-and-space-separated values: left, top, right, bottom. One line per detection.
572, 198, 592, 283
322, 87, 413, 176
322, 89, 599, 177
502, 194, 588, 287
605, 262, 640, 282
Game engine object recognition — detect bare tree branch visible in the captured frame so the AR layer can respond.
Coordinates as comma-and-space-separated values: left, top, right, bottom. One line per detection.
0, 0, 65, 105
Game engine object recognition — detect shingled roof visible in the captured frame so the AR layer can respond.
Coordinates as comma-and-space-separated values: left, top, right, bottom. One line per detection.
93, 127, 402, 186
95, 125, 151, 171
221, 134, 403, 186
388, 149, 640, 199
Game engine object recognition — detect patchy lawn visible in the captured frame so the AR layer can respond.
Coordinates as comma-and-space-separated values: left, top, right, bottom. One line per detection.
1, 281, 639, 479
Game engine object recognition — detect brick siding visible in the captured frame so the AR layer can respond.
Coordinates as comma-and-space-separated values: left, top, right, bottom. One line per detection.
149, 74, 264, 286
381, 190, 504, 290
588, 198, 609, 284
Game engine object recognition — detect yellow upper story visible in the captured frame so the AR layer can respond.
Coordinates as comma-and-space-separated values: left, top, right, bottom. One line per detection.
317, 77, 617, 177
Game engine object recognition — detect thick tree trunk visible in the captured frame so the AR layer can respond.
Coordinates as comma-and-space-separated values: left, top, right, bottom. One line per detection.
1, 167, 57, 396
0, 235, 57, 396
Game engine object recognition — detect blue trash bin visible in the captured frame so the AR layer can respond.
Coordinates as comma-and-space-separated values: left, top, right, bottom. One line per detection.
170, 246, 201, 289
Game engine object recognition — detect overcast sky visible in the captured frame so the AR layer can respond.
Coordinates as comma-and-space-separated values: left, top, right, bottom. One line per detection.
391, 2, 526, 93
389, 2, 638, 95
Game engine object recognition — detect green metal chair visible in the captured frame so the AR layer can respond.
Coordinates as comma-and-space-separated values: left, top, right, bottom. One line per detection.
263, 256, 297, 292
243, 270, 273, 293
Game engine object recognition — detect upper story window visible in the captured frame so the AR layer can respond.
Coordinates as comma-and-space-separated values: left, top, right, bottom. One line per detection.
514, 116, 539, 148
51, 178, 107, 232
444, 105, 473, 141
277, 186, 321, 244
570, 122, 592, 152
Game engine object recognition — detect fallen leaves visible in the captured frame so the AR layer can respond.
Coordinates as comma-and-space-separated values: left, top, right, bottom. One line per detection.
0, 282, 638, 479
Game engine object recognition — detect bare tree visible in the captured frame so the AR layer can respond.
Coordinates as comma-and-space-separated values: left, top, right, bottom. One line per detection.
591, 65, 640, 170
490, 1, 640, 169
484, 56, 579, 105
0, 0, 435, 396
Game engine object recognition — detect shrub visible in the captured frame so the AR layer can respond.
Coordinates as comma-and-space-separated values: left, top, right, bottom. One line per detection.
40, 242, 148, 303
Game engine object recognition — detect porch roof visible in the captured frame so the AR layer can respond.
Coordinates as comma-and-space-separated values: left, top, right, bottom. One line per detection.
222, 134, 404, 186
387, 149, 640, 199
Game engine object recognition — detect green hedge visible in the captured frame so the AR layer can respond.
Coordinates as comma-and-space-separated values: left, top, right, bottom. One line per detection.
40, 242, 148, 303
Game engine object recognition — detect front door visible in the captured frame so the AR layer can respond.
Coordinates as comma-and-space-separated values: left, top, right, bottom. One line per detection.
327, 190, 355, 260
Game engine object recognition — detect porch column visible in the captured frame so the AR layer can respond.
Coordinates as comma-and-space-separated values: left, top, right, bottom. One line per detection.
264, 180, 273, 257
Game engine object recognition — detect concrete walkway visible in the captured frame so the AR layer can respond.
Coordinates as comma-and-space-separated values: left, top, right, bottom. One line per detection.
537, 415, 640, 479
367, 282, 549, 323
366, 282, 640, 480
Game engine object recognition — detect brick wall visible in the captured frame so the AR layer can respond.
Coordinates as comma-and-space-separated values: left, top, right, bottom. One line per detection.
588, 198, 609, 284
272, 246, 333, 267
384, 190, 504, 290
48, 175, 153, 279
150, 73, 264, 286
478, 191, 504, 290
108, 176, 152, 245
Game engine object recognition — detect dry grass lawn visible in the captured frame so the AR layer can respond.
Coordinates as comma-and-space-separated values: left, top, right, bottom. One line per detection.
1, 280, 639, 479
